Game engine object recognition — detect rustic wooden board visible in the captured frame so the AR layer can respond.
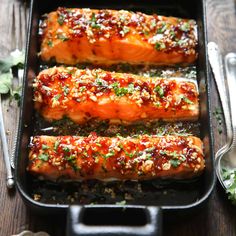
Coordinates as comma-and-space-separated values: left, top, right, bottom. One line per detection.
0, 0, 235, 235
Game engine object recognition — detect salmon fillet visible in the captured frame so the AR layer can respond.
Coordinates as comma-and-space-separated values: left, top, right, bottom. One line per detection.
33, 67, 199, 124
28, 134, 205, 181
40, 8, 198, 65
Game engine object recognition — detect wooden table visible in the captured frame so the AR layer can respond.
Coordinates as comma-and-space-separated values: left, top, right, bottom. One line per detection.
0, 0, 236, 235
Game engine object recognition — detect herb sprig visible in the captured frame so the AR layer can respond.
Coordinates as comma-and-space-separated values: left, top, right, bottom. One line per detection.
0, 49, 25, 101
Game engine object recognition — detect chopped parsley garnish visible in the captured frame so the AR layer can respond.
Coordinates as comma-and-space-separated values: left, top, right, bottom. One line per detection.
47, 41, 53, 47
63, 146, 70, 152
66, 155, 79, 172
154, 101, 161, 107
42, 144, 49, 150
38, 153, 49, 162
177, 39, 185, 46
123, 26, 130, 34
170, 30, 176, 38
80, 86, 86, 92
95, 78, 107, 87
222, 168, 236, 205
155, 42, 166, 51
57, 34, 69, 42
170, 159, 181, 168
157, 22, 167, 33
104, 151, 115, 158
145, 147, 155, 153
150, 19, 157, 28
111, 82, 134, 97
180, 22, 190, 32
63, 85, 70, 95
57, 14, 65, 25
90, 13, 101, 29
154, 85, 164, 98
53, 94, 61, 101
54, 140, 60, 151
180, 95, 194, 104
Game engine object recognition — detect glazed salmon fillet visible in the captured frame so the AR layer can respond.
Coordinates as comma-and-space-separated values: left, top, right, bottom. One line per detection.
28, 134, 205, 181
40, 8, 198, 65
33, 67, 199, 124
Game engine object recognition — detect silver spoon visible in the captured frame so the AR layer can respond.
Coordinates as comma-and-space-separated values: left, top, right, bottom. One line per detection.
208, 42, 233, 189
215, 53, 236, 189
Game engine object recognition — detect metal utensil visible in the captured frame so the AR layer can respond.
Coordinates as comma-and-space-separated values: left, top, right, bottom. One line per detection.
207, 43, 233, 187
0, 98, 14, 188
215, 53, 236, 189
10, 68, 24, 169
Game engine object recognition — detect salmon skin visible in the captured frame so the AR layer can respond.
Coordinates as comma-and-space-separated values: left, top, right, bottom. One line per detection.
28, 134, 205, 181
33, 67, 199, 124
40, 8, 198, 66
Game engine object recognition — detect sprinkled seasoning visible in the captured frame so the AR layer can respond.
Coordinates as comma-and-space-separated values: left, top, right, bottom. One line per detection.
33, 67, 199, 123
41, 8, 197, 56
29, 134, 204, 180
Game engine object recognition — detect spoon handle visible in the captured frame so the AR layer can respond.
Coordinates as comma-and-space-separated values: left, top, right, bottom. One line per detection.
208, 42, 233, 148
225, 53, 236, 150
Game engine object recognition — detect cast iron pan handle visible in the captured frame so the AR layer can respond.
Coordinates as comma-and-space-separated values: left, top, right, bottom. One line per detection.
67, 205, 162, 236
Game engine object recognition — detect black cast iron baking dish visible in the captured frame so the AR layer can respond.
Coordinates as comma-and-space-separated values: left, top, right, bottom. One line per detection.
15, 0, 215, 235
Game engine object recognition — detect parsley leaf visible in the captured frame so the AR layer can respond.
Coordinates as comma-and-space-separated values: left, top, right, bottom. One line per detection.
0, 49, 25, 73
0, 73, 13, 94
38, 153, 49, 162
170, 159, 181, 168
222, 168, 236, 205
154, 85, 164, 98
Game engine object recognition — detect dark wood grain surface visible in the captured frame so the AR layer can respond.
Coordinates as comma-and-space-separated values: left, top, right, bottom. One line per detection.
0, 0, 236, 235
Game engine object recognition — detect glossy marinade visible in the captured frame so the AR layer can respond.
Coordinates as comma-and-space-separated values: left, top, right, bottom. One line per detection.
28, 134, 205, 181
40, 8, 197, 65
33, 67, 199, 124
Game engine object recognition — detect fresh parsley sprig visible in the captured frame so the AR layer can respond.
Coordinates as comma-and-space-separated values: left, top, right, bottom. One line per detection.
0, 49, 25, 101
222, 168, 236, 205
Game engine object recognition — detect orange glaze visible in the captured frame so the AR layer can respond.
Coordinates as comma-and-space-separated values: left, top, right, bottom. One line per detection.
28, 134, 205, 181
33, 67, 199, 124
40, 8, 198, 65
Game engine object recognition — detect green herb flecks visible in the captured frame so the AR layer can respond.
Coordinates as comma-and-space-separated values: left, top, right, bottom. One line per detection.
53, 94, 61, 101
57, 34, 69, 42
122, 26, 130, 35
0, 49, 25, 101
66, 155, 79, 172
63, 85, 70, 95
54, 140, 60, 151
222, 168, 236, 205
154, 85, 164, 98
63, 146, 70, 153
90, 13, 101, 29
180, 95, 194, 105
38, 153, 49, 162
42, 144, 50, 150
155, 42, 166, 51
170, 159, 181, 168
180, 22, 190, 32
157, 22, 167, 34
111, 82, 134, 97
58, 14, 65, 25
47, 41, 53, 47
104, 151, 115, 158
